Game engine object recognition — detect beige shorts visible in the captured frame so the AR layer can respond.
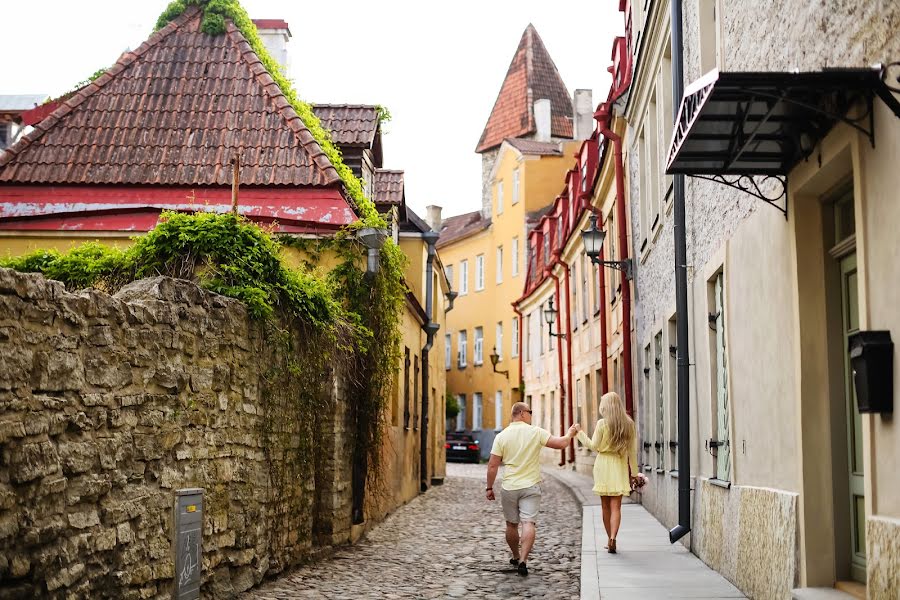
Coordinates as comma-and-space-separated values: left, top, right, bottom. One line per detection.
500, 484, 542, 524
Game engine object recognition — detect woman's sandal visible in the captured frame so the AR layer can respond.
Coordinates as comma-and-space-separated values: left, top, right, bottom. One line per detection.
608, 539, 617, 554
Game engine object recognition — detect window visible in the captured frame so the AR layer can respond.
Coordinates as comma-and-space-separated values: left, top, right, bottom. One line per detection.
655, 332, 664, 470
444, 333, 452, 370
403, 347, 411, 429
583, 373, 592, 431
473, 393, 483, 431
646, 95, 660, 232
512, 168, 520, 204
474, 327, 484, 365
456, 394, 466, 431
495, 322, 503, 360
709, 271, 731, 480
608, 215, 618, 303
445, 264, 454, 289
576, 378, 583, 419
539, 394, 546, 428
637, 129, 649, 247
642, 345, 651, 466
581, 254, 589, 323
512, 317, 519, 358
458, 330, 467, 368
581, 160, 589, 194
459, 260, 468, 295
475, 255, 485, 291
497, 181, 504, 215
496, 246, 503, 283
525, 314, 532, 361
593, 262, 600, 313
572, 260, 579, 330
542, 235, 550, 266
594, 368, 602, 428
659, 53, 675, 208
413, 355, 420, 431
667, 316, 678, 469
494, 390, 503, 431
511, 237, 520, 277
539, 304, 545, 355
699, 0, 723, 74
550, 391, 556, 433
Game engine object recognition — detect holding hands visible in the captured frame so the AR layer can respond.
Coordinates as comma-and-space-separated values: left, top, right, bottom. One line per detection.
567, 423, 582, 437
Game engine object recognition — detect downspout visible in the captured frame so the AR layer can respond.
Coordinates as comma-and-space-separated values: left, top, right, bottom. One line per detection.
669, 0, 691, 544
420, 231, 440, 493
547, 270, 567, 467
558, 256, 576, 464
595, 112, 634, 417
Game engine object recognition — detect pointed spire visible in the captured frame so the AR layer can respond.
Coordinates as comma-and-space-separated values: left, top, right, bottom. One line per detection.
475, 24, 574, 153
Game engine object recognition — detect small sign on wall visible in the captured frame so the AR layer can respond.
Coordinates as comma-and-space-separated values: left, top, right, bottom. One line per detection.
174, 488, 204, 600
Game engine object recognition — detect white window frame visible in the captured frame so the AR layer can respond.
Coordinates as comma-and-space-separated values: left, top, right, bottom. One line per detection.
456, 394, 466, 431
496, 246, 503, 283
445, 264, 454, 290
474, 326, 484, 365
512, 316, 519, 358
473, 393, 483, 431
497, 181, 504, 215
512, 236, 519, 277
495, 322, 503, 361
458, 330, 467, 368
512, 168, 520, 204
444, 333, 452, 370
495, 390, 503, 431
459, 260, 468, 295
475, 254, 485, 291
525, 314, 532, 362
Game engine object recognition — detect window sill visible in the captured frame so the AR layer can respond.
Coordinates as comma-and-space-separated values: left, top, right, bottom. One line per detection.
474, 362, 483, 367
655, 468, 665, 474
709, 478, 731, 489
643, 465, 653, 473
669, 470, 679, 478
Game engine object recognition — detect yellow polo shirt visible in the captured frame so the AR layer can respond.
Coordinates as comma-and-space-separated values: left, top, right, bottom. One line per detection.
490, 421, 552, 491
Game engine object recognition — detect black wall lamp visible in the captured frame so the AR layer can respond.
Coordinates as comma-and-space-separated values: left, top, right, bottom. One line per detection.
543, 297, 567, 340
581, 214, 634, 280
489, 346, 509, 379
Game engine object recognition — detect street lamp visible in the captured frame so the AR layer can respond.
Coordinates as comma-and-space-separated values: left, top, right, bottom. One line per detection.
489, 346, 509, 379
544, 297, 566, 340
581, 213, 633, 280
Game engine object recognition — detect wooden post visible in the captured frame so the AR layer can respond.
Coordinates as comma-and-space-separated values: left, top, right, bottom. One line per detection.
231, 153, 240, 215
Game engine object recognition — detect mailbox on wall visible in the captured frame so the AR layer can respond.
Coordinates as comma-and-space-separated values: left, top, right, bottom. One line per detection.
849, 330, 893, 414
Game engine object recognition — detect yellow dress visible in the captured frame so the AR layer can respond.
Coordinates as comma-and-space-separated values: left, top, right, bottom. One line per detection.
576, 419, 638, 497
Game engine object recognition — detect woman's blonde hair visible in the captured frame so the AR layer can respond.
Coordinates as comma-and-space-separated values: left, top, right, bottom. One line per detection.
599, 392, 634, 455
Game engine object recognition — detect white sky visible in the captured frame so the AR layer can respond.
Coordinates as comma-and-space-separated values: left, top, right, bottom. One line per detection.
1, 0, 622, 219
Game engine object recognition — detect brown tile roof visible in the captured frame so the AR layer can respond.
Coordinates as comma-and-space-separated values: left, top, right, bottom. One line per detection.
475, 24, 574, 154
0, 7, 339, 188
436, 210, 491, 249
373, 169, 404, 206
505, 137, 563, 156
313, 104, 379, 147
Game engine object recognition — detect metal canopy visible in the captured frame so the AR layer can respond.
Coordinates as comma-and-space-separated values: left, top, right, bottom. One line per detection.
665, 65, 900, 216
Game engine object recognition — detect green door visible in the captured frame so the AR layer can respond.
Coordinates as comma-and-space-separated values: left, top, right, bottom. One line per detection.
840, 252, 866, 582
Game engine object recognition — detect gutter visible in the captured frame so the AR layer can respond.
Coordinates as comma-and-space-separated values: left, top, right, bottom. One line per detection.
669, 0, 692, 544
420, 231, 440, 493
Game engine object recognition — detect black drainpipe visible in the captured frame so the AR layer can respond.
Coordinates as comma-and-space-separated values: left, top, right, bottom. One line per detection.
669, 0, 691, 544
420, 231, 440, 492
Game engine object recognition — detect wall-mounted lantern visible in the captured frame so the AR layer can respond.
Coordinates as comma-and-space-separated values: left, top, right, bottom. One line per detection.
849, 330, 893, 414
544, 297, 566, 340
489, 346, 509, 379
581, 214, 634, 280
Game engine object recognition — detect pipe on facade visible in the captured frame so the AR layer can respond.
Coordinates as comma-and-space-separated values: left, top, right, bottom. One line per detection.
546, 270, 567, 467
557, 256, 576, 464
420, 231, 440, 493
669, 0, 692, 545
595, 109, 634, 417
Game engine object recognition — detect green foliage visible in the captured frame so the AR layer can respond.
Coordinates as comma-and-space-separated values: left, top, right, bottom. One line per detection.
445, 393, 460, 419
152, 0, 386, 229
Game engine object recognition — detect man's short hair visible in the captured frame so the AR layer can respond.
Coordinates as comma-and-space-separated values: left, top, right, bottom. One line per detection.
511, 402, 530, 417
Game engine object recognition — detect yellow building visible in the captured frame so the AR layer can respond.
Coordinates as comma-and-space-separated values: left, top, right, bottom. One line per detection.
437, 23, 593, 454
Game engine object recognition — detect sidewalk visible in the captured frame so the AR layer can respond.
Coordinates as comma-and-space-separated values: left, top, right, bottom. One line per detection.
544, 467, 746, 600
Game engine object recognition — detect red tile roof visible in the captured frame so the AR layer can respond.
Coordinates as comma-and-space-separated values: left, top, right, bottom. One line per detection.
313, 104, 379, 147
0, 7, 340, 189
475, 24, 574, 153
505, 137, 563, 156
436, 210, 490, 249
373, 169, 404, 206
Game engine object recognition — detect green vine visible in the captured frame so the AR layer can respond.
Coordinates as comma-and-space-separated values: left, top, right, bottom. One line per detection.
153, 0, 385, 228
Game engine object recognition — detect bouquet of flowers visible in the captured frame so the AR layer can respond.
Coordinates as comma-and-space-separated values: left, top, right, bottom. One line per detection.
630, 473, 648, 491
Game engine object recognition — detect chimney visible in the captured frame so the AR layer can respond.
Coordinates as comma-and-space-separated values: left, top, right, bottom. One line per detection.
573, 89, 593, 140
534, 99, 552, 142
252, 19, 292, 71
426, 205, 443, 233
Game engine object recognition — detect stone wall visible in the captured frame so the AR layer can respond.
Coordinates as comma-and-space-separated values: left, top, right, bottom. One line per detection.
0, 269, 354, 599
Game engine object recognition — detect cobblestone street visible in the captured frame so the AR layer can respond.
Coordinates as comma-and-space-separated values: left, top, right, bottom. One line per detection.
245, 463, 582, 599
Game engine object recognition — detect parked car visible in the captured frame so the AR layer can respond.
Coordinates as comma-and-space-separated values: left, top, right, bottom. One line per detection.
446, 433, 480, 463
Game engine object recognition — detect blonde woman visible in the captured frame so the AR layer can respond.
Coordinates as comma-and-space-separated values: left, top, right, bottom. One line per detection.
575, 391, 639, 553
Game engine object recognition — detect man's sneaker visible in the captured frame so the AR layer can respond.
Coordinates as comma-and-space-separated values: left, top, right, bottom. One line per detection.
517, 561, 528, 576
509, 558, 520, 567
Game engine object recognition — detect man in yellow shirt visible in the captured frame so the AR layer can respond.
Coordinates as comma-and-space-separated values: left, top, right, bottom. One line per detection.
486, 401, 578, 576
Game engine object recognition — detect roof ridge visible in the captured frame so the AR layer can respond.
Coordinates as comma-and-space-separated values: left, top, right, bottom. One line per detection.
225, 22, 339, 186
0, 9, 197, 169
313, 103, 378, 109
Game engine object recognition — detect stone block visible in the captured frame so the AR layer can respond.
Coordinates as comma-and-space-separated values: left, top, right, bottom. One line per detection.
9, 555, 30, 578
867, 516, 900, 599
68, 508, 100, 529
9, 440, 60, 483
0, 348, 33, 391
87, 325, 114, 347
0, 511, 21, 540
95, 527, 117, 552
31, 350, 85, 392
58, 441, 100, 475
46, 562, 84, 591
116, 522, 134, 544
65, 473, 110, 505
85, 356, 133, 389
0, 420, 26, 443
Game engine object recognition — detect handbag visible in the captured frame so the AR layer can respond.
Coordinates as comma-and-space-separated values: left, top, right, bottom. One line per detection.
628, 458, 647, 491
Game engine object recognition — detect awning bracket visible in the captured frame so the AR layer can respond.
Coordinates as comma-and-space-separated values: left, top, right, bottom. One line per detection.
690, 173, 788, 219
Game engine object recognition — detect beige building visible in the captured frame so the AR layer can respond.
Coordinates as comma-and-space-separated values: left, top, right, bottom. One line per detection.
626, 0, 900, 598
